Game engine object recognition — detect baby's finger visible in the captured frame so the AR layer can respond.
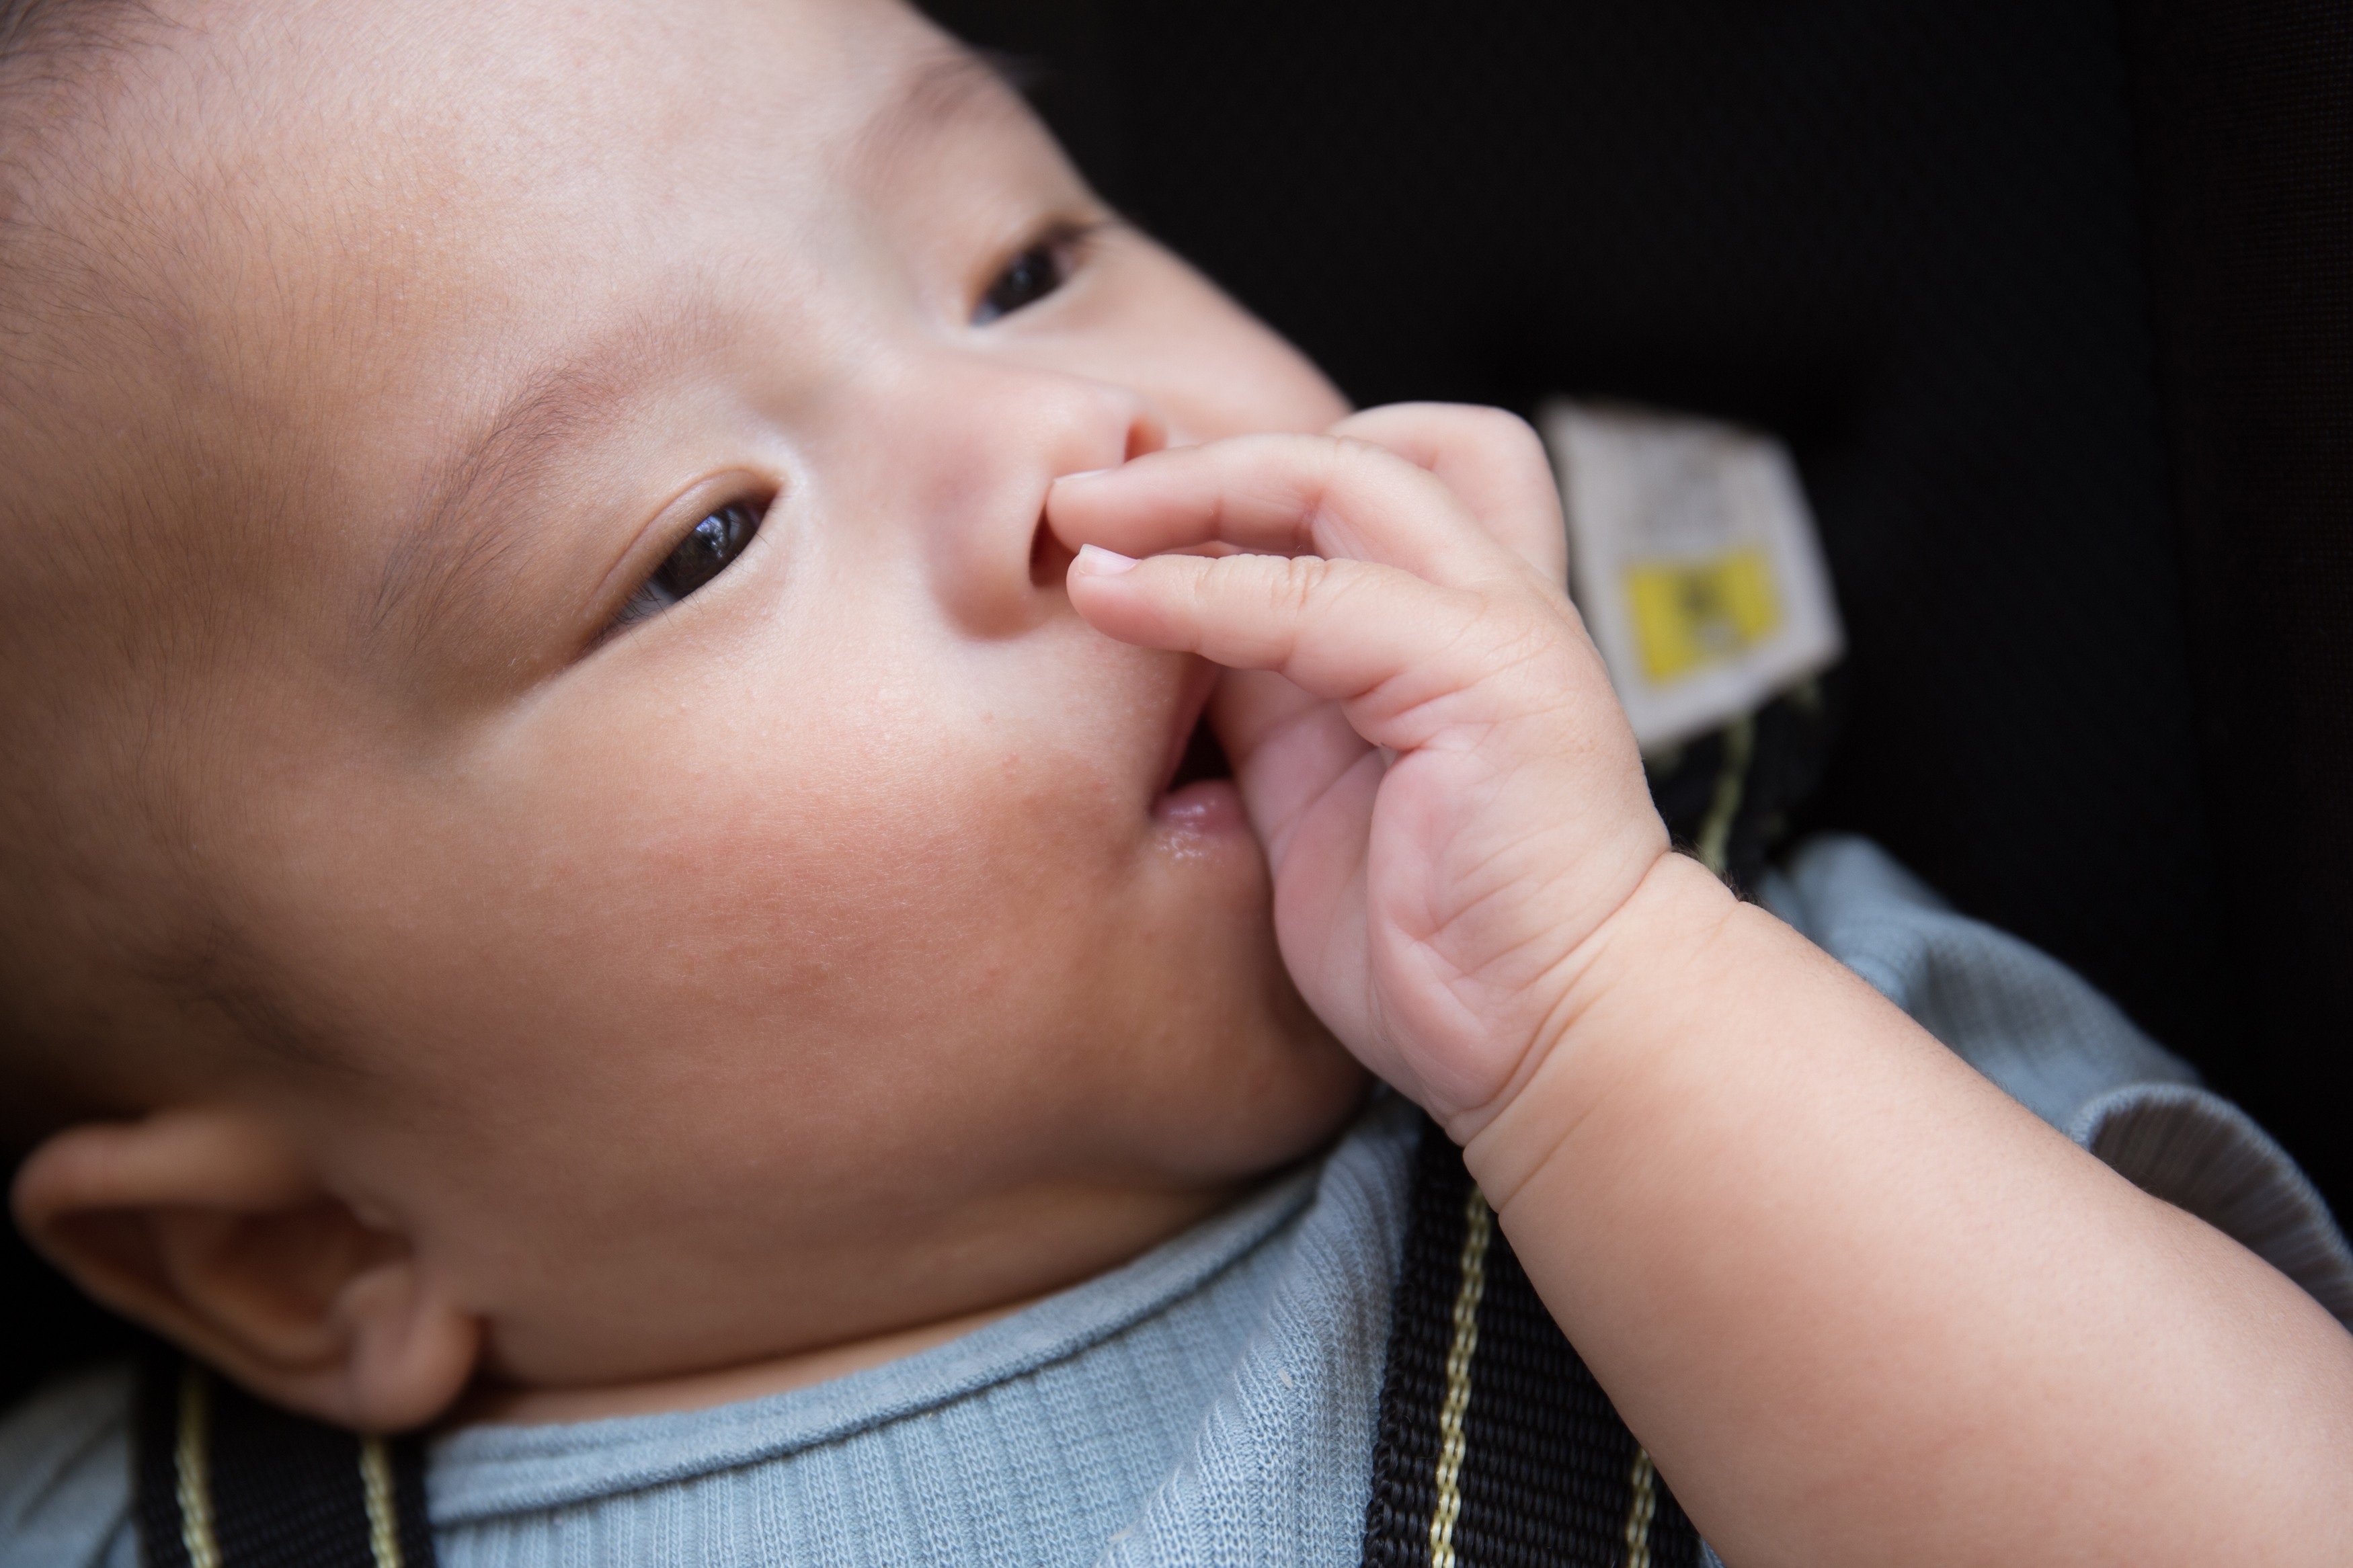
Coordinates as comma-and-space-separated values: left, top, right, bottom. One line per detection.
1211, 669, 1375, 865
1326, 405, 1567, 583
1069, 545, 1556, 747
1048, 434, 1524, 590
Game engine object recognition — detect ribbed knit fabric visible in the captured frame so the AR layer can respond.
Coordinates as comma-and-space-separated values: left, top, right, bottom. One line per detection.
7, 835, 2346, 1568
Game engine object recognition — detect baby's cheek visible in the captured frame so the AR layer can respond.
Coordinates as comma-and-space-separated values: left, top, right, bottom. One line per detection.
286, 622, 1341, 1239
454, 702, 1130, 1096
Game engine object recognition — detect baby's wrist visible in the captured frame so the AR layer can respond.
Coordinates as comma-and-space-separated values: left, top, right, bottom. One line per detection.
1450, 849, 1743, 1207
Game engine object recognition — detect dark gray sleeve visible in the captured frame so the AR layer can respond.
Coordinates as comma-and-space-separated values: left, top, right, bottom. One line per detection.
1760, 833, 2353, 1327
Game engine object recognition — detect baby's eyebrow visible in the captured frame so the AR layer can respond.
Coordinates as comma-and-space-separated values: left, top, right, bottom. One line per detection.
370, 344, 647, 650
855, 42, 1030, 177
368, 51, 1021, 655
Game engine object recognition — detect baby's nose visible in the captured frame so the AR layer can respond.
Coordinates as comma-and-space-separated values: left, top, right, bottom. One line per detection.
918, 366, 1170, 638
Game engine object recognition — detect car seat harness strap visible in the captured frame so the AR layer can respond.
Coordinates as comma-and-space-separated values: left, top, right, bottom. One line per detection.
134, 1352, 437, 1568
1357, 1114, 1706, 1568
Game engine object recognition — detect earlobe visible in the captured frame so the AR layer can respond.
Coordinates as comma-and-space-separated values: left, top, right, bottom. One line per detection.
10, 1107, 481, 1432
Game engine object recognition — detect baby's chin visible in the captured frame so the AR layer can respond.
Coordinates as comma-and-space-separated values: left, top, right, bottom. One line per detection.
1089, 829, 1366, 1179
465, 1017, 1367, 1428
1096, 901, 1369, 1186
449, 980, 1365, 1406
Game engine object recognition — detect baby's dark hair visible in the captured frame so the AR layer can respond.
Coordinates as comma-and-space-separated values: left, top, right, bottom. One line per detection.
0, 0, 128, 63
0, 0, 156, 88
0, 0, 157, 190
0, 0, 165, 294
0, 0, 190, 1151
0, 0, 173, 460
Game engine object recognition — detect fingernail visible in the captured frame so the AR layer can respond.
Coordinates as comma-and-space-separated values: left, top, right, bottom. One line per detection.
1072, 543, 1139, 576
1054, 467, 1115, 487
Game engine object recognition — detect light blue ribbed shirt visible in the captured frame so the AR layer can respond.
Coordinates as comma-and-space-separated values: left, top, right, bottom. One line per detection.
6, 835, 2348, 1568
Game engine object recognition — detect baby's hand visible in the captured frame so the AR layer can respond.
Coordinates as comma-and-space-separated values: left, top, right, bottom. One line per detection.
1066, 409, 2353, 1568
1051, 406, 1670, 1130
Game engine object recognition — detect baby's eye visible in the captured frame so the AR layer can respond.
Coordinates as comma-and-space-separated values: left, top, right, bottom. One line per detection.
612, 500, 764, 630
973, 237, 1072, 325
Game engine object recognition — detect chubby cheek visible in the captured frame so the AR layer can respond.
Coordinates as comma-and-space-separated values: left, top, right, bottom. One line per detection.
314, 632, 1358, 1274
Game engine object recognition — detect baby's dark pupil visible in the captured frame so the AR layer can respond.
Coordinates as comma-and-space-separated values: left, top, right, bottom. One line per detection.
655, 503, 759, 602
979, 244, 1060, 323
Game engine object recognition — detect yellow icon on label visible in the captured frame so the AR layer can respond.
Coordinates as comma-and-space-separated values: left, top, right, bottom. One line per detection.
1624, 547, 1783, 684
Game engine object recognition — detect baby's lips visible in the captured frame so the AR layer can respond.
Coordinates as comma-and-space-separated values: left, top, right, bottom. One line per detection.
1162, 655, 1224, 784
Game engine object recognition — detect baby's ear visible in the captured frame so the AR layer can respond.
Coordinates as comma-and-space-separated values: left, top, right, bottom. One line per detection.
9, 1108, 479, 1432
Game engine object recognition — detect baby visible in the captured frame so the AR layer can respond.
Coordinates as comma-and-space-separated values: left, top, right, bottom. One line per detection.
2, 0, 2350, 1563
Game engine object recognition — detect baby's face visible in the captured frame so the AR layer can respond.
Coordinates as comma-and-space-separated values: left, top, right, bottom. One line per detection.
37, 0, 1362, 1390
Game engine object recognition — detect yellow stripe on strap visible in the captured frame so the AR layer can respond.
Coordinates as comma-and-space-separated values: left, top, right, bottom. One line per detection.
1429, 1186, 1492, 1568
360, 1436, 405, 1568
173, 1364, 223, 1568
1624, 1447, 1659, 1568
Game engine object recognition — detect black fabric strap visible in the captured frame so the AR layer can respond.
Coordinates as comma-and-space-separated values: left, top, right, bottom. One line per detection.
134, 1352, 436, 1568
1361, 1116, 1703, 1568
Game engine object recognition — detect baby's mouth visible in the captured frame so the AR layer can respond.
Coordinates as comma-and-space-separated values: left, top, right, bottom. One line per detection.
1166, 712, 1232, 794
1152, 663, 1239, 826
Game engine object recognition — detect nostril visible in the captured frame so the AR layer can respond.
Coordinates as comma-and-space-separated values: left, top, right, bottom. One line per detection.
1125, 413, 1168, 462
1030, 517, 1078, 589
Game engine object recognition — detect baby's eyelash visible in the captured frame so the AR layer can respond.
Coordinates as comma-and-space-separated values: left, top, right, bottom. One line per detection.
606, 497, 768, 638
972, 220, 1113, 326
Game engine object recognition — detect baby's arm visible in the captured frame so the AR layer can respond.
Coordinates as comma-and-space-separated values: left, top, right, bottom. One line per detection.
1051, 407, 2353, 1568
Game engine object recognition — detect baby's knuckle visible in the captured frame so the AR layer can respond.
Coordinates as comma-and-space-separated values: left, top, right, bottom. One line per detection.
1462, 589, 1558, 667
1271, 552, 1337, 616
1325, 435, 1406, 487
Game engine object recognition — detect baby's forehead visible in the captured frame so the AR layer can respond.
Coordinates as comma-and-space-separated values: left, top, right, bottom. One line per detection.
79, 0, 995, 353
12, 0, 1018, 636
191, 0, 1016, 409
